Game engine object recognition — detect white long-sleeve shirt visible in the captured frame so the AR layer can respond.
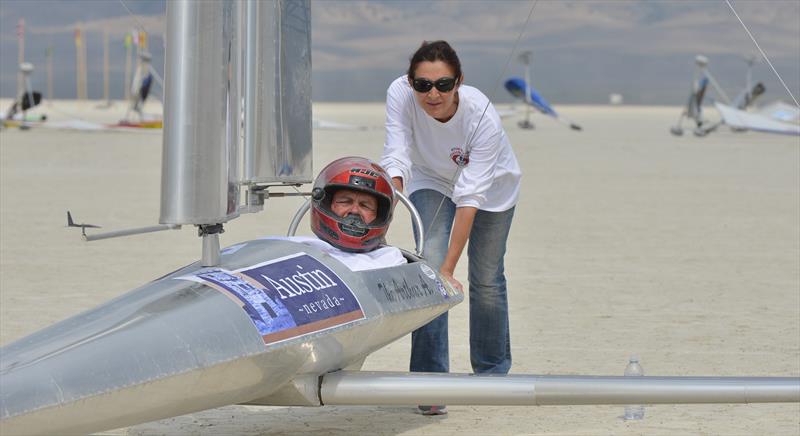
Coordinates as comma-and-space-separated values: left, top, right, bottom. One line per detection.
381, 75, 521, 211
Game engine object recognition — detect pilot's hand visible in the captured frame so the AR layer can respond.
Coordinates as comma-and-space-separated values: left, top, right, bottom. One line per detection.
439, 269, 463, 294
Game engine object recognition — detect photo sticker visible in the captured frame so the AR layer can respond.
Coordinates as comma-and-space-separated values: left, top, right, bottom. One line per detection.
179, 253, 365, 346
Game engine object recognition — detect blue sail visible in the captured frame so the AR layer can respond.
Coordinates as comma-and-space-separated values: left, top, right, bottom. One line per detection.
504, 77, 558, 116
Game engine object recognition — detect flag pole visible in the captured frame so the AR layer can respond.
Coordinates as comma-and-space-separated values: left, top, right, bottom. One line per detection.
46, 45, 53, 105
17, 18, 25, 98
124, 32, 132, 101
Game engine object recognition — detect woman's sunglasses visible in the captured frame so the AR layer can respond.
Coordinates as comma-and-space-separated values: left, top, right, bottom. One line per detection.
412, 77, 458, 93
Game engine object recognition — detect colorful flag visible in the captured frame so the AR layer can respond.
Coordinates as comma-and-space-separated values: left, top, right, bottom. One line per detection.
138, 31, 147, 49
124, 32, 132, 48
74, 28, 82, 48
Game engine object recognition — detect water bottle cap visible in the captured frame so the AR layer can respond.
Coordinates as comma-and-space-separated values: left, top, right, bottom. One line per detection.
629, 355, 640, 362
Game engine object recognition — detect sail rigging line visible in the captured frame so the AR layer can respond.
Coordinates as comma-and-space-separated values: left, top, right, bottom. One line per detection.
724, 0, 799, 108
117, 0, 166, 103
117, 0, 150, 36
462, 0, 540, 155
422, 0, 539, 258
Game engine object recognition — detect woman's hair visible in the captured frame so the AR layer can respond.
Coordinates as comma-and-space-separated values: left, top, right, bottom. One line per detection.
407, 40, 462, 81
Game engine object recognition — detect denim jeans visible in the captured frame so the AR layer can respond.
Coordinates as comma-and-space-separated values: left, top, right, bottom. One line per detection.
409, 189, 515, 375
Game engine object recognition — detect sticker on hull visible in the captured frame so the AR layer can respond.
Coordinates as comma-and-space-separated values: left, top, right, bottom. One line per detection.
179, 253, 364, 345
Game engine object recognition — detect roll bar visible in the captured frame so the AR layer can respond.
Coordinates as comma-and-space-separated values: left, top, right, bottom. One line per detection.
287, 190, 425, 257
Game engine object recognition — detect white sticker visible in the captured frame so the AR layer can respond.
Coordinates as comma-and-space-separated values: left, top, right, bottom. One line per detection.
420, 264, 437, 280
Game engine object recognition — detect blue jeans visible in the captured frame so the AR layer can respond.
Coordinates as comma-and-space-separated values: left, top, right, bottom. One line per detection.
409, 189, 515, 375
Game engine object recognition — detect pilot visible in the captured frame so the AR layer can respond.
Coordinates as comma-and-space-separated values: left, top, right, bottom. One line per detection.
129, 52, 154, 121
310, 156, 396, 252
270, 156, 405, 271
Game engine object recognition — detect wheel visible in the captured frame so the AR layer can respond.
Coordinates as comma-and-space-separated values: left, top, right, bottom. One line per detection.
518, 120, 534, 130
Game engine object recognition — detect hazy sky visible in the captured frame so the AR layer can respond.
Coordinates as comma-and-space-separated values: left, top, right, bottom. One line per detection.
1, 0, 798, 105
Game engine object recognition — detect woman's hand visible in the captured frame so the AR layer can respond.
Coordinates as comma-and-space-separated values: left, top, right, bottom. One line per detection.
391, 177, 404, 206
439, 267, 463, 293
437, 206, 476, 295
391, 177, 404, 193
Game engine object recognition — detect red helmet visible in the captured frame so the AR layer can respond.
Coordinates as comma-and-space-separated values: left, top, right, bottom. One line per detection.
310, 157, 395, 252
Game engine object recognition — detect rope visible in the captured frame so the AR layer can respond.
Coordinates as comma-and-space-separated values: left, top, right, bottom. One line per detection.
117, 0, 150, 36
423, 0, 539, 252
724, 0, 799, 107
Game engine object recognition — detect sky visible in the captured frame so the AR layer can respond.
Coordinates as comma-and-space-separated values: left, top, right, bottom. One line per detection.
0, 0, 798, 105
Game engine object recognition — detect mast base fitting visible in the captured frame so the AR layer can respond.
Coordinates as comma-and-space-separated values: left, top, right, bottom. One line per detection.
198, 223, 225, 237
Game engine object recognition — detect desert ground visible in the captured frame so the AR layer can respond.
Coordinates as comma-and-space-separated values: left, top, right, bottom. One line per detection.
1, 99, 798, 435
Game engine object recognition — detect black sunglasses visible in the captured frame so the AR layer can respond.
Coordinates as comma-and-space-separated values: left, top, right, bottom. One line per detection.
411, 77, 458, 93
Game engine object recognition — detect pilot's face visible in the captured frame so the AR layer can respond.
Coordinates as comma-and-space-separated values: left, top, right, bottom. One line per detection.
331, 189, 378, 224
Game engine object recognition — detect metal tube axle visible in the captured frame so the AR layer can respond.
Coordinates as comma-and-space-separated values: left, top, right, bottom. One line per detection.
82, 224, 180, 241
321, 371, 800, 406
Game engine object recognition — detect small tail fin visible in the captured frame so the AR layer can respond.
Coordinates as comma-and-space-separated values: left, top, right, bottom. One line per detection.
66, 211, 100, 236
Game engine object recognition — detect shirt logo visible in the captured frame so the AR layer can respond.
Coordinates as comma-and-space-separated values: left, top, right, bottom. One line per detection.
450, 147, 470, 167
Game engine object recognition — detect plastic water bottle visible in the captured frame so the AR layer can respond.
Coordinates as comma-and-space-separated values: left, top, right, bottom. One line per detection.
623, 355, 645, 420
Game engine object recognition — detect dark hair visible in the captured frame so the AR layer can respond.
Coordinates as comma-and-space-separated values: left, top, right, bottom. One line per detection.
407, 40, 462, 81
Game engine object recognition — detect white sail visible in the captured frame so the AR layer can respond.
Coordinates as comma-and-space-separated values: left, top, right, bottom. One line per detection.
758, 101, 800, 124
714, 102, 800, 136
